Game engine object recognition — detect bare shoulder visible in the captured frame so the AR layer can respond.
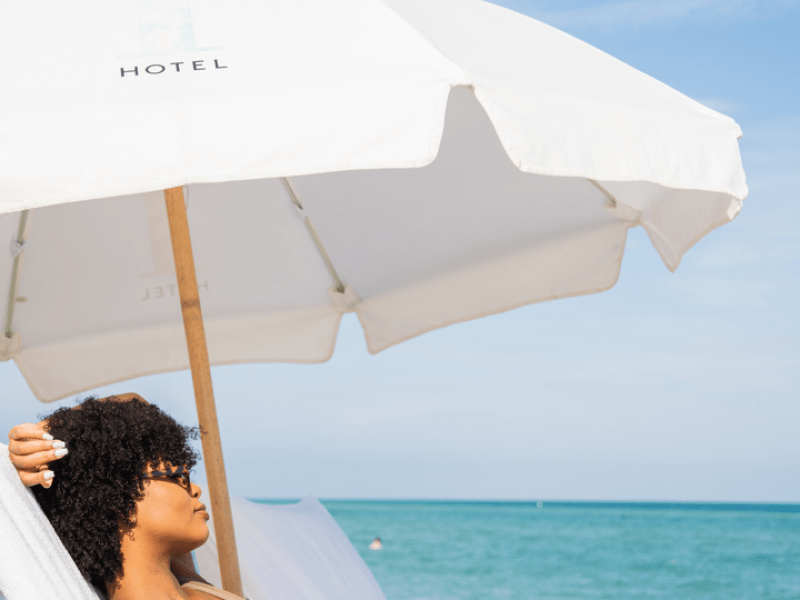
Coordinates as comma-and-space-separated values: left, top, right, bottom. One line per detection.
181, 581, 245, 600
182, 588, 220, 600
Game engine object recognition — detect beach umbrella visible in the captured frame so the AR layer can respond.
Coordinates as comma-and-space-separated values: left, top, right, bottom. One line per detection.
0, 0, 747, 594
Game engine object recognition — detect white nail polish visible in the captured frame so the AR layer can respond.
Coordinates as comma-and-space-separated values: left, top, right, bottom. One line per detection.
43, 471, 55, 480
42, 433, 54, 441
54, 448, 68, 458
51, 441, 66, 449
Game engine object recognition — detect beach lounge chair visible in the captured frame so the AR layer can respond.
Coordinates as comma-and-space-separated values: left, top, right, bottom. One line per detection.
0, 442, 102, 600
0, 443, 385, 600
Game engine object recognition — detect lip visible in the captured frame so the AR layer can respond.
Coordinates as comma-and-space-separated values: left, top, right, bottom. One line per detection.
194, 504, 207, 514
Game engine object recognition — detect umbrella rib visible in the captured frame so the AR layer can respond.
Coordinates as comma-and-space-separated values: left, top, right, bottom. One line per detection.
588, 179, 618, 208
281, 177, 346, 294
4, 209, 30, 339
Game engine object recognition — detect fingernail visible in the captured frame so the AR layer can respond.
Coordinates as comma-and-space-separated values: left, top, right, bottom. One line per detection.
43, 471, 55, 481
51, 441, 66, 449
54, 448, 68, 458
42, 433, 54, 441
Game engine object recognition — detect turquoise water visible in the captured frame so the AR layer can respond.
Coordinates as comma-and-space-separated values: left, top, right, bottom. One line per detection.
314, 500, 800, 600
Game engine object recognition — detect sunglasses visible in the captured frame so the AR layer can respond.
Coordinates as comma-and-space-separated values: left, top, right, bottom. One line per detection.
140, 464, 192, 490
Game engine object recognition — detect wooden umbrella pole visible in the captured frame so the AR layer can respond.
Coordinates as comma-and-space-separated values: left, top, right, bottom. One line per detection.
164, 187, 243, 597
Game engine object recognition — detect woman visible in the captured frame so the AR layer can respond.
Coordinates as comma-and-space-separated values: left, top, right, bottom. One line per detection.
7, 394, 243, 600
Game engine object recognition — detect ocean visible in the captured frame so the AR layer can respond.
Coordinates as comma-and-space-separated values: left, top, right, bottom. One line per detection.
315, 500, 800, 600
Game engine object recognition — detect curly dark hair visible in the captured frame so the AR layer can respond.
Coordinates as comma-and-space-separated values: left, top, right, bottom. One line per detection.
31, 396, 200, 592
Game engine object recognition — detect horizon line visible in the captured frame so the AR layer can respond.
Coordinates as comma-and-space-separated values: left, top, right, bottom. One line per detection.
247, 497, 800, 509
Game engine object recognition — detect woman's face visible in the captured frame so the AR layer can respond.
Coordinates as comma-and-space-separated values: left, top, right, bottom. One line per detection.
131, 462, 210, 556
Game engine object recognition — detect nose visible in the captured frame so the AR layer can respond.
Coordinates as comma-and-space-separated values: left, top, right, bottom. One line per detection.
190, 482, 202, 499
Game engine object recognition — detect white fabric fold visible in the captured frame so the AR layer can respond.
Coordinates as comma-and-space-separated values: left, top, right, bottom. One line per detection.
0, 443, 101, 600
195, 496, 386, 600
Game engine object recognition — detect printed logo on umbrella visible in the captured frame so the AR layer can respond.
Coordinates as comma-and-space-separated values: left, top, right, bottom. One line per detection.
137, 0, 202, 55
119, 0, 227, 77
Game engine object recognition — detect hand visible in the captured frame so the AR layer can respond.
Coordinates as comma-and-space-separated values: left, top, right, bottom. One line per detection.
7, 421, 67, 489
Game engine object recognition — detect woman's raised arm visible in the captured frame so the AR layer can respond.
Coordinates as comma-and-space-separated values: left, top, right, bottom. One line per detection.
7, 393, 148, 489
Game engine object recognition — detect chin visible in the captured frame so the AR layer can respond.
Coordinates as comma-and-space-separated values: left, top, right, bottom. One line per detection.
178, 521, 211, 554
193, 522, 211, 547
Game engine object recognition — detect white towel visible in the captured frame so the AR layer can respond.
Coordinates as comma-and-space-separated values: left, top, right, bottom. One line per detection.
0, 443, 102, 600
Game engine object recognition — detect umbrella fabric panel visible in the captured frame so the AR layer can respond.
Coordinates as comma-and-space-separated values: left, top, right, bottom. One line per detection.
12, 308, 342, 403
8, 185, 335, 347
353, 223, 630, 353
295, 87, 636, 351
296, 87, 624, 300
2, 184, 343, 401
380, 0, 748, 200
0, 0, 464, 212
599, 180, 744, 271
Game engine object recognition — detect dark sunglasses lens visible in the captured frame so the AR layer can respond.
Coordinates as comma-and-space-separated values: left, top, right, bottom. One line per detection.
141, 466, 191, 489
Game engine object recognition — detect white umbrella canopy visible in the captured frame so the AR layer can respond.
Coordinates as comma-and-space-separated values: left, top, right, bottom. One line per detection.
0, 0, 746, 399
2, 0, 746, 212
0, 86, 743, 401
0, 0, 747, 595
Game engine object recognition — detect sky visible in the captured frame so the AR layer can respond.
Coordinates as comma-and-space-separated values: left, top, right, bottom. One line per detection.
1, 0, 798, 502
